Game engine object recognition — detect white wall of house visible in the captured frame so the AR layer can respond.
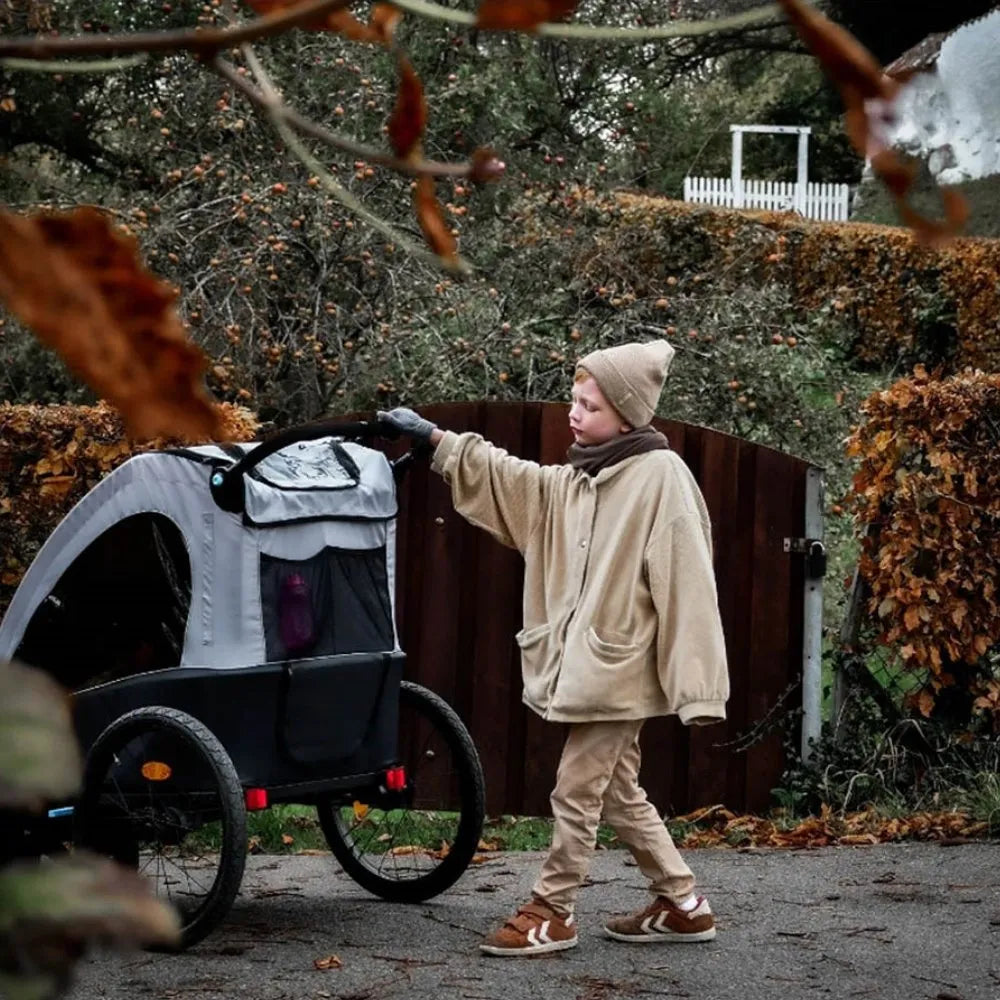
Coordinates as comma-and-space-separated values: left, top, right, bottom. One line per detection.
883, 9, 1000, 184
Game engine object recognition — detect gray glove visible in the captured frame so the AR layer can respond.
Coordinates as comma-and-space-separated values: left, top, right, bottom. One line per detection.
377, 407, 438, 442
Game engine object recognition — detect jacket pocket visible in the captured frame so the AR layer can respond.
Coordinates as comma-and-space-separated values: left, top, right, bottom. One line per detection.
585, 627, 641, 662
551, 627, 651, 717
516, 623, 552, 649
515, 624, 556, 708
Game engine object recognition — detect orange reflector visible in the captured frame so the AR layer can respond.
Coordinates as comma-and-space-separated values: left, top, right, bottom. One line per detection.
245, 788, 269, 811
141, 761, 172, 782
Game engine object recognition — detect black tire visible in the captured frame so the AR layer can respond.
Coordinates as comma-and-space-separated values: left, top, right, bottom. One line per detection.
317, 681, 485, 903
75, 706, 247, 950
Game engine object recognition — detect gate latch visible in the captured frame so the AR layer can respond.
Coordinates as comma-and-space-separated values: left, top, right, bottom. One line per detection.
783, 537, 827, 578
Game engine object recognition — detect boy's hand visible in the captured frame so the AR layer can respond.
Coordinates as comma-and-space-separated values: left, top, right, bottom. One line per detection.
377, 407, 438, 443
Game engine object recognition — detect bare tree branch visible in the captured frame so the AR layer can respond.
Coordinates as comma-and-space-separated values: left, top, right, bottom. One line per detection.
390, 0, 784, 40
212, 58, 477, 180
0, 0, 353, 59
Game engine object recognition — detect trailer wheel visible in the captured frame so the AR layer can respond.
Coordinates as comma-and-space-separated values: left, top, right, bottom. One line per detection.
75, 706, 247, 950
317, 681, 485, 903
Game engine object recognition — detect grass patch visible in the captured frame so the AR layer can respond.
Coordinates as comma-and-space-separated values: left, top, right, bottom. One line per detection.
479, 815, 627, 851
184, 804, 328, 854
954, 773, 1000, 835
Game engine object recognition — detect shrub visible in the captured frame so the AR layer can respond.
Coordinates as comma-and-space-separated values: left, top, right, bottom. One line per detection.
847, 367, 1000, 726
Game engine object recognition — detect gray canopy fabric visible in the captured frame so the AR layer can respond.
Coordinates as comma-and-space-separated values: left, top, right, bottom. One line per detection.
0, 439, 399, 670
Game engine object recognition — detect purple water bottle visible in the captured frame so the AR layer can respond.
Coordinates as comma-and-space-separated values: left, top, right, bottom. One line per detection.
279, 572, 316, 655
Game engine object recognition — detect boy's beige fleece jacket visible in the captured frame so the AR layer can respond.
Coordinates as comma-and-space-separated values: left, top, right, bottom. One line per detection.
432, 431, 729, 725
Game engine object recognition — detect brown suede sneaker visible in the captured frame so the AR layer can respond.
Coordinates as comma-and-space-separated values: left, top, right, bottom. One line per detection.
480, 900, 578, 957
604, 895, 716, 943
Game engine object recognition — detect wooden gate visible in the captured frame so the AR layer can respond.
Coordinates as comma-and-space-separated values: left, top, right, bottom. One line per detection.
386, 401, 813, 816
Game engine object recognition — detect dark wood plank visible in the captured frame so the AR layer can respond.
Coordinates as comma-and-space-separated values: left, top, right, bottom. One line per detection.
499, 404, 548, 814
463, 402, 533, 816
405, 404, 479, 711
519, 404, 565, 816
659, 418, 686, 460
718, 438, 759, 811
743, 446, 801, 811
640, 716, 683, 816
683, 429, 736, 808
538, 402, 572, 464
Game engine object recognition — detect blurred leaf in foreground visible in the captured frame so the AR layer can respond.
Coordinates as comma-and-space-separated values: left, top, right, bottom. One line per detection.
0, 662, 80, 813
0, 208, 224, 441
0, 854, 181, 999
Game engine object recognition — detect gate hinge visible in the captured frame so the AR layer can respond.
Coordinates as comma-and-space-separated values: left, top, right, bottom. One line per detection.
783, 537, 827, 578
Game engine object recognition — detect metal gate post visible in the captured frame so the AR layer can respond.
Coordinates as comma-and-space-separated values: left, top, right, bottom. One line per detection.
801, 467, 825, 760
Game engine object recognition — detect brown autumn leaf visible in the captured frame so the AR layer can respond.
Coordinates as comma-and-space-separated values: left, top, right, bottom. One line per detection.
370, 2, 402, 43
323, 8, 381, 41
313, 954, 343, 970
414, 175, 459, 266
776, 0, 967, 245
476, 0, 579, 31
388, 57, 426, 160
0, 208, 223, 441
37, 474, 76, 497
244, 0, 390, 41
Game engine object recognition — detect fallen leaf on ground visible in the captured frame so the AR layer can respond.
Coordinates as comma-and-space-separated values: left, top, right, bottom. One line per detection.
674, 808, 987, 849
313, 955, 343, 971
388, 844, 423, 856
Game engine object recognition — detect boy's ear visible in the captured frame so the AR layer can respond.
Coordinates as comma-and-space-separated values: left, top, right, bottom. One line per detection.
620, 422, 633, 434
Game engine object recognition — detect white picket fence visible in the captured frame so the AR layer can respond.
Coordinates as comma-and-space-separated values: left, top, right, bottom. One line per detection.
683, 176, 850, 222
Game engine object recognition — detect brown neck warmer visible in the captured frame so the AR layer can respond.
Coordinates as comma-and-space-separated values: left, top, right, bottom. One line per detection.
567, 425, 670, 477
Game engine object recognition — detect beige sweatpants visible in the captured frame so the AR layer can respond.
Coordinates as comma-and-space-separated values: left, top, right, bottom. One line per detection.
531, 719, 696, 915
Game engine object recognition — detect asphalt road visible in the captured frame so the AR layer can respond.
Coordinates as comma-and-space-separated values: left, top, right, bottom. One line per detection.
67, 842, 1000, 1000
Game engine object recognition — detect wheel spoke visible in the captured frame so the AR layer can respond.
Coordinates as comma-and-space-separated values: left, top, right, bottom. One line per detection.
321, 684, 482, 900
78, 709, 247, 948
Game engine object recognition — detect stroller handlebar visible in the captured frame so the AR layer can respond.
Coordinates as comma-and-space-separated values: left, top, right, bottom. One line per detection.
208, 417, 423, 514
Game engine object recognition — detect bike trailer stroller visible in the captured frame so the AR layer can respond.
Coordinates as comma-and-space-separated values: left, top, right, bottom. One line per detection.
0, 420, 485, 948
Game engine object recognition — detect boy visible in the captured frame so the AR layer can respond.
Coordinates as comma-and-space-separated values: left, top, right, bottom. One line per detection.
378, 339, 729, 957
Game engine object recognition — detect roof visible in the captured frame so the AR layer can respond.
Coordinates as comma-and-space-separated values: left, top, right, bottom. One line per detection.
885, 8, 1000, 79
884, 32, 949, 79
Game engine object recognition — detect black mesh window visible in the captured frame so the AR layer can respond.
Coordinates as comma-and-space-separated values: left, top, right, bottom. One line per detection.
15, 514, 192, 691
260, 546, 393, 661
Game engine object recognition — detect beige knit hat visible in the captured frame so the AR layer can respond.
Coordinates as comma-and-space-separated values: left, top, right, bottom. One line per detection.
577, 339, 675, 428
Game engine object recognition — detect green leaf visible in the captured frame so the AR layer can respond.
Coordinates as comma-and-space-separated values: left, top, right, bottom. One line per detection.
0, 660, 81, 811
